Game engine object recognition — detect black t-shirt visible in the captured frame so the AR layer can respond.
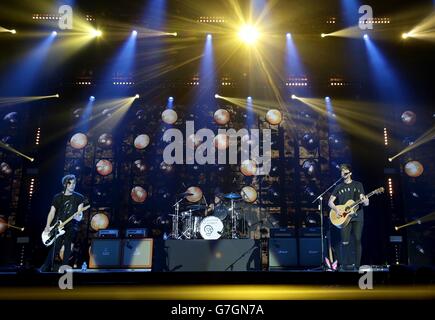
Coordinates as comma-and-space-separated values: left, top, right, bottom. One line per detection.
51, 192, 85, 223
331, 180, 365, 221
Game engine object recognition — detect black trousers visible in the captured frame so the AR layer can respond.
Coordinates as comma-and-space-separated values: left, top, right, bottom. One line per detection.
340, 219, 363, 268
41, 227, 74, 272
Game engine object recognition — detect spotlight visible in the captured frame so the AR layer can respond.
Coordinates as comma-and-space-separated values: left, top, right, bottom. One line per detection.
207, 33, 212, 39
89, 96, 95, 102
11, 29, 16, 34
52, 31, 57, 36
55, 94, 60, 98
388, 158, 392, 162
394, 226, 398, 231
214, 94, 220, 99
286, 33, 291, 39
291, 94, 296, 100
363, 34, 369, 40
325, 96, 330, 101
402, 32, 409, 39
238, 25, 259, 44
172, 32, 178, 37
168, 96, 174, 102
132, 30, 138, 36
247, 96, 252, 101
91, 29, 102, 37
321, 33, 326, 38
135, 94, 140, 99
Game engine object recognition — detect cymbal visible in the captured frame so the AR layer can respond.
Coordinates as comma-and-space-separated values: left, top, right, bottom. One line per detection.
223, 192, 242, 200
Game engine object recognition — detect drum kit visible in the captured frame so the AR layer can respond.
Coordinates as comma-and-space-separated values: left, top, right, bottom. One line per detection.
170, 192, 246, 240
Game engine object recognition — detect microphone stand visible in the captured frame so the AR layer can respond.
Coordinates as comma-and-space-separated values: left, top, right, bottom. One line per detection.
311, 176, 344, 270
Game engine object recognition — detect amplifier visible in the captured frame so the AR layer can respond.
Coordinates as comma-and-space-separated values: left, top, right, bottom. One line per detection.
98, 229, 119, 238
270, 228, 295, 238
125, 228, 148, 238
299, 227, 321, 237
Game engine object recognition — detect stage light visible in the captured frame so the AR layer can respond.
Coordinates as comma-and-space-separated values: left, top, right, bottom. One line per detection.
286, 33, 291, 39
325, 96, 330, 101
291, 94, 296, 99
402, 32, 409, 39
214, 94, 220, 98
247, 96, 252, 101
388, 158, 392, 162
134, 94, 140, 99
11, 29, 16, 34
238, 25, 259, 44
363, 34, 369, 40
91, 29, 102, 37
89, 96, 95, 102
172, 32, 178, 37
168, 96, 174, 102
207, 34, 212, 39
52, 31, 57, 36
55, 94, 59, 98
321, 33, 326, 38
132, 30, 137, 36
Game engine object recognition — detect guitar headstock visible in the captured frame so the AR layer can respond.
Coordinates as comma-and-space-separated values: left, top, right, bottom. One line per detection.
375, 187, 385, 194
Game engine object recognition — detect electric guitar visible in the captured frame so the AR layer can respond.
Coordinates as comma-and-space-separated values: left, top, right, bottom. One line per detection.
329, 187, 384, 229
41, 205, 90, 246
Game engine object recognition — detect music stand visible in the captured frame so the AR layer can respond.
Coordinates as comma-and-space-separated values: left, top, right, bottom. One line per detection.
311, 176, 343, 270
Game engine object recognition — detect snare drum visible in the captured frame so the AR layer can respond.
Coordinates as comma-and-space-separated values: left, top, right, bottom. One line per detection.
199, 216, 224, 240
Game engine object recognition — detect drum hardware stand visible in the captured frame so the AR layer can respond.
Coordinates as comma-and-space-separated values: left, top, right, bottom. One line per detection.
230, 199, 237, 239
181, 210, 193, 239
172, 197, 185, 239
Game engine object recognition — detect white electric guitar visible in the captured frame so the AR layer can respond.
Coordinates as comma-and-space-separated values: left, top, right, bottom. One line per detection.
41, 205, 90, 247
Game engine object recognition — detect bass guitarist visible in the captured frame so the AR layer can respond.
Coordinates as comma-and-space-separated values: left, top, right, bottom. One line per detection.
40, 174, 84, 272
328, 164, 369, 271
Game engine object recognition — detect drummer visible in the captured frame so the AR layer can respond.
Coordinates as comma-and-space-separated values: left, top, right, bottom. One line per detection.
206, 187, 224, 216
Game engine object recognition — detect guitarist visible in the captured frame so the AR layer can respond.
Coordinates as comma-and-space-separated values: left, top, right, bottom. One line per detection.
40, 174, 84, 272
328, 164, 369, 271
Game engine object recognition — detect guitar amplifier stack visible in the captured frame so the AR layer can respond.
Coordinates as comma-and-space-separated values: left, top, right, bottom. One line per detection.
268, 228, 326, 269
89, 238, 153, 269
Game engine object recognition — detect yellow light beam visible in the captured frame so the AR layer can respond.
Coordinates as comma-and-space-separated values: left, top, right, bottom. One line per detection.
0, 95, 59, 107
389, 125, 435, 161
395, 212, 435, 231
0, 141, 34, 162
0, 26, 16, 34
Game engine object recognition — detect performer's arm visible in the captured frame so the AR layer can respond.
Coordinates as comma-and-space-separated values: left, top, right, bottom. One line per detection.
360, 194, 369, 206
328, 196, 341, 215
74, 202, 84, 221
360, 184, 369, 206
44, 206, 56, 232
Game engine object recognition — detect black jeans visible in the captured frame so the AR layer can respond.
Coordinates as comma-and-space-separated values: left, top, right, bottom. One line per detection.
340, 219, 363, 268
41, 227, 74, 272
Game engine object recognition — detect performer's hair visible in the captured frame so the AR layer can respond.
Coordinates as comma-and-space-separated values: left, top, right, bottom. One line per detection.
339, 163, 352, 172
61, 174, 76, 188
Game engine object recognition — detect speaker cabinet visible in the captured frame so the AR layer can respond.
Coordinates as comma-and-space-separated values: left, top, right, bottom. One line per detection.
299, 237, 326, 267
89, 239, 121, 268
122, 239, 153, 268
268, 238, 297, 268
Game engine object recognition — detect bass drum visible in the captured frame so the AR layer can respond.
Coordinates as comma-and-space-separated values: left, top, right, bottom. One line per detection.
199, 216, 224, 240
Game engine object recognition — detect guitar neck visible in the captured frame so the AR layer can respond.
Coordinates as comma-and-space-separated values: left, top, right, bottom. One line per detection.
350, 190, 377, 209
58, 205, 89, 229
